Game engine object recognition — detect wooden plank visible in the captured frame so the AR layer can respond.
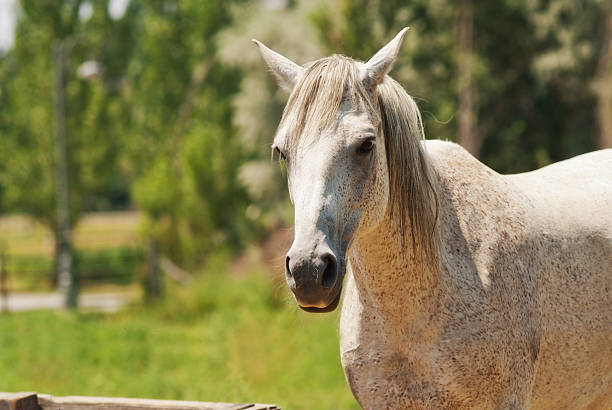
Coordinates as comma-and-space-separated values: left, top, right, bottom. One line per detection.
36, 394, 279, 410
0, 392, 40, 410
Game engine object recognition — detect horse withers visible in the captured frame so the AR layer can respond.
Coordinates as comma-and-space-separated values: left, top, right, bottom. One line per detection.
254, 28, 612, 409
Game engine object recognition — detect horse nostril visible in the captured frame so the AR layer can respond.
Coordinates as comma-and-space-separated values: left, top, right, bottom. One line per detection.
321, 254, 338, 288
285, 255, 292, 278
285, 255, 296, 289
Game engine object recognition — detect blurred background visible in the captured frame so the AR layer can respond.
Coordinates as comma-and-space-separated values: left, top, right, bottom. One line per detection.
0, 0, 610, 408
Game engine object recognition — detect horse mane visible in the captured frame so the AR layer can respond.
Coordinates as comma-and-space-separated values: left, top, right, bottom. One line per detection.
279, 55, 439, 260
376, 75, 440, 260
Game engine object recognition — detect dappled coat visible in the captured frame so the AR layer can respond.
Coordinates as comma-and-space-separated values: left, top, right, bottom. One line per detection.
255, 28, 612, 409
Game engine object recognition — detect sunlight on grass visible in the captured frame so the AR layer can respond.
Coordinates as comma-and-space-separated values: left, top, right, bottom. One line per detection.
0, 261, 359, 409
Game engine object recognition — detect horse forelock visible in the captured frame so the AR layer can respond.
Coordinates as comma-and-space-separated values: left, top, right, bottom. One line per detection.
279, 55, 373, 154
279, 55, 439, 261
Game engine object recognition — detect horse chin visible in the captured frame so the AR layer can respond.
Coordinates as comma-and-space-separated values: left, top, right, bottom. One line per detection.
299, 288, 342, 313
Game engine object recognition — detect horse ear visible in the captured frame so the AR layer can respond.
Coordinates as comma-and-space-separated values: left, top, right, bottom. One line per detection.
252, 39, 303, 92
361, 27, 409, 89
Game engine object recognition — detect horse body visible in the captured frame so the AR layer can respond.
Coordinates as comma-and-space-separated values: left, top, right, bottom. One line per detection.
341, 141, 612, 408
506, 148, 612, 408
254, 28, 612, 409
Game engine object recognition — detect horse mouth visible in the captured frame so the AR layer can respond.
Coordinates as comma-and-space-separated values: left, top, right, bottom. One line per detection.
299, 288, 342, 313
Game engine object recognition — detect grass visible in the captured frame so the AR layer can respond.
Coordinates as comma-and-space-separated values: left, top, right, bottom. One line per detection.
0, 252, 359, 409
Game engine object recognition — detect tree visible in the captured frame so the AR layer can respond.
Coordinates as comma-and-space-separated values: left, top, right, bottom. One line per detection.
518, 0, 611, 153
127, 0, 250, 269
1, 0, 256, 277
0, 0, 138, 299
594, 8, 612, 148
456, 0, 478, 155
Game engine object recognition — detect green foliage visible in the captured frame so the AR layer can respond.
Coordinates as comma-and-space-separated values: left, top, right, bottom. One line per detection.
0, 11, 58, 226
132, 122, 252, 267
145, 250, 284, 322
74, 247, 145, 285
309, 0, 609, 173
0, 268, 358, 409
126, 0, 251, 268
1, 0, 253, 270
0, 0, 137, 230
131, 158, 177, 221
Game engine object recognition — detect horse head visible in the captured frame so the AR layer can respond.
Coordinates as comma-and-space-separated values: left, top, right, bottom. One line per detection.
254, 28, 434, 313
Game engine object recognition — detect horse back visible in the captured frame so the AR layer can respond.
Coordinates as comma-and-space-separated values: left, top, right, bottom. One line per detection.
506, 148, 612, 237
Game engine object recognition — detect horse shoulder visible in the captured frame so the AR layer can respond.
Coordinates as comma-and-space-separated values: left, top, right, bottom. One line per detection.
418, 140, 541, 406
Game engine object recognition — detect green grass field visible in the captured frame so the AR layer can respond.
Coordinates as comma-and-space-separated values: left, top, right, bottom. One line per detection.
0, 252, 359, 409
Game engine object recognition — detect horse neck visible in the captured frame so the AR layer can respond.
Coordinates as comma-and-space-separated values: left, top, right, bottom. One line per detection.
348, 194, 445, 335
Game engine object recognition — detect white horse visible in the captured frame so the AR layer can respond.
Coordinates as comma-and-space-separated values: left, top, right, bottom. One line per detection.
254, 28, 612, 409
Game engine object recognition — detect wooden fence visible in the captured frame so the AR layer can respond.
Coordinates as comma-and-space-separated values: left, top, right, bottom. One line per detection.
0, 392, 279, 410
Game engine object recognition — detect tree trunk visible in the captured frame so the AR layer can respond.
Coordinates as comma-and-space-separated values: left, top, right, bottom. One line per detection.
145, 237, 163, 300
594, 8, 612, 149
1, 247, 7, 313
50, 228, 60, 288
457, 0, 479, 156
53, 41, 77, 308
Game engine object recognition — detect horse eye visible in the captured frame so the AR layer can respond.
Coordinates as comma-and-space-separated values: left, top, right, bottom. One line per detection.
275, 147, 287, 161
358, 138, 376, 154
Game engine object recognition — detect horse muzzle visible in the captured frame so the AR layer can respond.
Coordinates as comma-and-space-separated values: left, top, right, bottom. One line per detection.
285, 245, 344, 313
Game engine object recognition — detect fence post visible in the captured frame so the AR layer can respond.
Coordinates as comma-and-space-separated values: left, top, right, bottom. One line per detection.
145, 237, 163, 300
0, 392, 39, 410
